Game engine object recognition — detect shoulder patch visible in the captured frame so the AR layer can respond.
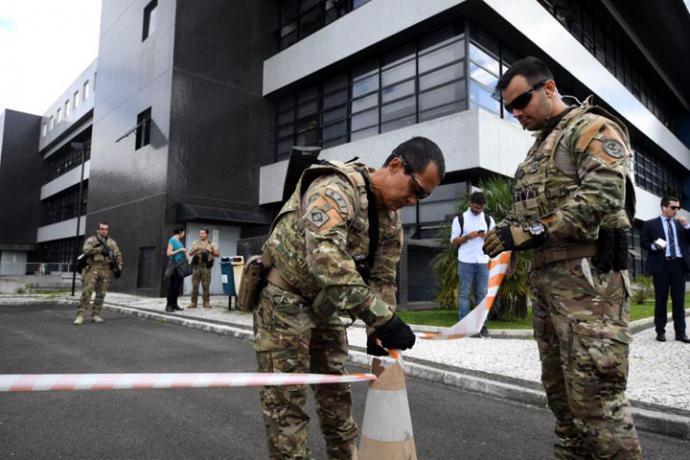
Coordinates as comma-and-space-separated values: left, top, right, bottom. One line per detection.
305, 208, 330, 229
601, 139, 625, 159
325, 187, 351, 216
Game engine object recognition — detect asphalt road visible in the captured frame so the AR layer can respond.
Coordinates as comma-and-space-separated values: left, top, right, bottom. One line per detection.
1, 304, 688, 459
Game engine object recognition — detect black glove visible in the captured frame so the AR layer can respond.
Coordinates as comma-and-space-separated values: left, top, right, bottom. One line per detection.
483, 224, 547, 257
375, 316, 416, 351
366, 333, 389, 356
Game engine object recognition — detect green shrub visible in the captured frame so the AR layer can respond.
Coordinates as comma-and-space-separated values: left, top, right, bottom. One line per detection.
631, 275, 653, 305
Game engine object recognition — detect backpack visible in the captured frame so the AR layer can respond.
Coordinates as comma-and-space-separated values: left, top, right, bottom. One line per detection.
457, 212, 492, 235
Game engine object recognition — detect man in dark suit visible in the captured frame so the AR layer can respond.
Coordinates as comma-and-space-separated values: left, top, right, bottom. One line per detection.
641, 196, 690, 343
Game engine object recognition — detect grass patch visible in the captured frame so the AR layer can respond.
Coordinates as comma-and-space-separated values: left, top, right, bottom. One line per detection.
399, 299, 681, 330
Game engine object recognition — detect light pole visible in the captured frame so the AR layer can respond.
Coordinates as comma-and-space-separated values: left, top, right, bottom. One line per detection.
70, 142, 88, 296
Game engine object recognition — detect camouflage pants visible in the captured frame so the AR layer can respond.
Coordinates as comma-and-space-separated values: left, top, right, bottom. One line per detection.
78, 265, 112, 316
191, 266, 211, 305
253, 283, 357, 460
530, 257, 641, 459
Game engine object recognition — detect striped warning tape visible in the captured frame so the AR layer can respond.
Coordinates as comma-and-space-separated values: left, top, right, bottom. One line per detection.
419, 251, 512, 340
0, 372, 376, 393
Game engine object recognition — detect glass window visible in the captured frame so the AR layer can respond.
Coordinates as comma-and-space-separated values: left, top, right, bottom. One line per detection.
83, 80, 90, 100
351, 107, 378, 132
419, 62, 464, 92
136, 107, 152, 150
352, 93, 377, 113
469, 44, 499, 75
64, 100, 70, 118
470, 81, 500, 114
469, 63, 498, 89
419, 81, 466, 113
56, 108, 62, 122
381, 80, 415, 104
41, 123, 47, 137
381, 96, 415, 123
73, 90, 79, 109
142, 0, 158, 41
49, 116, 54, 130
419, 37, 464, 74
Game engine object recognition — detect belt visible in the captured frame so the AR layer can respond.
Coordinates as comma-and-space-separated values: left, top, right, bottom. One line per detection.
266, 267, 301, 296
666, 256, 682, 261
531, 242, 598, 270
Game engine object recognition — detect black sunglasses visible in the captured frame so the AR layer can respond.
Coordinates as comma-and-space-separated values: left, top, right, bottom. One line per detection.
503, 80, 547, 114
399, 157, 431, 200
667, 205, 681, 210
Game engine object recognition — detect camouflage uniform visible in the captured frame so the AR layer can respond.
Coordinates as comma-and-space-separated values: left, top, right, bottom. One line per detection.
503, 100, 641, 458
254, 161, 402, 459
78, 235, 123, 318
189, 239, 218, 308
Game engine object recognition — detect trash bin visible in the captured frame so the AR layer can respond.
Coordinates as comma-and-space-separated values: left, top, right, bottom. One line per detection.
220, 256, 245, 310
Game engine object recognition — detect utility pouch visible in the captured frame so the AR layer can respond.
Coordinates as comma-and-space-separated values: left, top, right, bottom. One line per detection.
612, 228, 629, 271
237, 255, 266, 312
593, 228, 615, 273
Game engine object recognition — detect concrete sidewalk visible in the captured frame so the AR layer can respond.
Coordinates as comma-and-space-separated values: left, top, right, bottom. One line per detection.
2, 292, 690, 440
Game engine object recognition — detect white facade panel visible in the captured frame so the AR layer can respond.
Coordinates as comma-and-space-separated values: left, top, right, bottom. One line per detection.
263, 0, 466, 95
483, 0, 690, 169
40, 161, 90, 200
36, 216, 86, 243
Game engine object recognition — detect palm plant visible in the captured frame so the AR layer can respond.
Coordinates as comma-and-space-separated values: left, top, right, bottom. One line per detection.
431, 176, 531, 320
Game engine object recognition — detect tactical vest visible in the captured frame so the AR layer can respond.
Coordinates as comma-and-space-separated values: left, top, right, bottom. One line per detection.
511, 101, 634, 250
264, 161, 373, 300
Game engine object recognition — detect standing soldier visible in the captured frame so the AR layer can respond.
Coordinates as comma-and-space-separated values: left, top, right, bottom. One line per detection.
74, 222, 123, 325
253, 137, 445, 459
483, 57, 641, 458
188, 228, 219, 308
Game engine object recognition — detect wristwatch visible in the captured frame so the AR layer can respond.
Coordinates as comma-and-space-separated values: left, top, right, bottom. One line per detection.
528, 223, 546, 236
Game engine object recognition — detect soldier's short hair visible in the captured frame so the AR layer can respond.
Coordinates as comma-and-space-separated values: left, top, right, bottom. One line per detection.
384, 136, 446, 180
495, 56, 554, 93
470, 191, 486, 205
173, 226, 185, 235
661, 196, 680, 207
97, 222, 109, 229
200, 228, 209, 235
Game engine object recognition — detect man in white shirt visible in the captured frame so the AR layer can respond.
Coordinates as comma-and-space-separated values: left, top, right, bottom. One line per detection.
450, 191, 495, 336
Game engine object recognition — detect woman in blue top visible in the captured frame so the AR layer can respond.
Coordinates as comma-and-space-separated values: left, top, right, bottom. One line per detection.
165, 226, 187, 311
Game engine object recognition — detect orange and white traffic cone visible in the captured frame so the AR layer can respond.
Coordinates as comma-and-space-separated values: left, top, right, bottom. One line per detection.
359, 351, 417, 460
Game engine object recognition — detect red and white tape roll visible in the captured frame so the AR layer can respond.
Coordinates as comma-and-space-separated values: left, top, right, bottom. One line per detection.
420, 251, 512, 340
0, 372, 376, 393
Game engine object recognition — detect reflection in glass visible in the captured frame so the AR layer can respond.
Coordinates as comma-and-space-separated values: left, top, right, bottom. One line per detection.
469, 44, 499, 75
419, 62, 464, 91
469, 63, 498, 89
419, 38, 464, 73
381, 80, 415, 104
419, 82, 466, 112
381, 96, 415, 122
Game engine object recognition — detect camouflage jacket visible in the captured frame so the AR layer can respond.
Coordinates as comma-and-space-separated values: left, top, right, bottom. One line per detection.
83, 235, 123, 269
503, 100, 633, 250
189, 239, 218, 267
265, 161, 402, 327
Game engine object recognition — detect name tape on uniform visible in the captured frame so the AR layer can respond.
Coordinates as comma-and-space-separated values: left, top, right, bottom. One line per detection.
419, 251, 512, 340
0, 372, 376, 393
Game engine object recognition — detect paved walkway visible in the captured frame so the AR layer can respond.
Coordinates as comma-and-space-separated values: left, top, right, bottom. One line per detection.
3, 292, 689, 414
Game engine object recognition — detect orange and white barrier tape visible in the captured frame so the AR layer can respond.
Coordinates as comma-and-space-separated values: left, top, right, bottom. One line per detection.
0, 372, 376, 393
420, 251, 512, 340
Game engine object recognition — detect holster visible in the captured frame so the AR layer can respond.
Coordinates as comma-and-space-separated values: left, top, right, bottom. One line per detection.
237, 254, 267, 312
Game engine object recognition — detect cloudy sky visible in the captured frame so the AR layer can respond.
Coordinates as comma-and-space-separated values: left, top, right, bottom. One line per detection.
0, 0, 101, 115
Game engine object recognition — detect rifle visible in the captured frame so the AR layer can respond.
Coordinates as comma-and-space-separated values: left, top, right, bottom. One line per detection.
97, 237, 121, 279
